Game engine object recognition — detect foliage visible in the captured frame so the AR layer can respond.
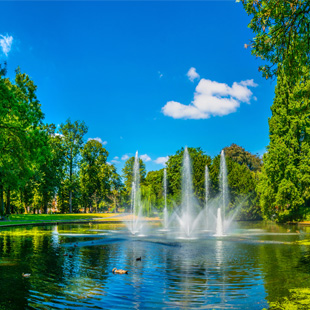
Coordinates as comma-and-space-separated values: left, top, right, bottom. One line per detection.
0, 65, 45, 215
79, 139, 109, 212
223, 143, 262, 171
122, 156, 146, 206
257, 70, 310, 221
166, 147, 211, 206
265, 288, 310, 310
36, 124, 66, 213
144, 169, 164, 208
59, 119, 88, 213
210, 147, 262, 220
105, 164, 124, 212
240, 0, 310, 80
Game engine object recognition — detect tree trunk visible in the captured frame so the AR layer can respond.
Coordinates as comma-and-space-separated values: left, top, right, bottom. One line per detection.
69, 190, 72, 213
0, 184, 4, 216
6, 188, 10, 215
44, 199, 48, 214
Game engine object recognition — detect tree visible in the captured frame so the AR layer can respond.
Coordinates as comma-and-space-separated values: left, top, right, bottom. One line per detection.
144, 169, 164, 209
0, 65, 45, 215
59, 119, 88, 213
209, 145, 262, 220
257, 69, 310, 221
240, 0, 310, 80
105, 164, 123, 212
141, 184, 156, 216
166, 147, 211, 206
223, 144, 262, 171
36, 124, 66, 214
80, 139, 108, 213
122, 156, 146, 207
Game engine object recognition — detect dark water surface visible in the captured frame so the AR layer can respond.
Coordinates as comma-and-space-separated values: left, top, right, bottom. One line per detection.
0, 222, 309, 309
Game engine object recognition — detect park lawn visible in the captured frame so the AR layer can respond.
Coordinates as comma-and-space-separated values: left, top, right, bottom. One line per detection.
0, 213, 118, 226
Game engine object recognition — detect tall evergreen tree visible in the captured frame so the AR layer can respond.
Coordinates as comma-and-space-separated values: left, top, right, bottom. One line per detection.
257, 69, 310, 221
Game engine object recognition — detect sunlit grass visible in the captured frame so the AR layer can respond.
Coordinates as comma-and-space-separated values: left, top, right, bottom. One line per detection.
0, 213, 117, 226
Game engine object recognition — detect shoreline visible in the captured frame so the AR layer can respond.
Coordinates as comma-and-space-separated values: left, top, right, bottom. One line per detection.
0, 215, 161, 228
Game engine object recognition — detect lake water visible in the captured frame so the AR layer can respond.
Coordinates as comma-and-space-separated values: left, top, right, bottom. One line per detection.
0, 221, 309, 309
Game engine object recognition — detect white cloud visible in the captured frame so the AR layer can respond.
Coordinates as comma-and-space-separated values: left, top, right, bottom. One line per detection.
154, 156, 169, 165
158, 71, 163, 78
0, 35, 13, 56
140, 154, 151, 162
162, 78, 257, 120
113, 156, 119, 160
121, 154, 129, 161
187, 67, 200, 82
111, 159, 120, 164
240, 79, 258, 87
87, 137, 107, 145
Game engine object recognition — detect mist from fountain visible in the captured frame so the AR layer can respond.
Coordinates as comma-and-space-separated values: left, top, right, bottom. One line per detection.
217, 150, 228, 236
215, 208, 224, 236
205, 165, 210, 230
129, 151, 143, 234
174, 147, 203, 237
125, 147, 239, 238
163, 168, 169, 230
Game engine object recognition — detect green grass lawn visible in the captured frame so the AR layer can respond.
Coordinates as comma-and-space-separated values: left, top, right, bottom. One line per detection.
0, 213, 117, 226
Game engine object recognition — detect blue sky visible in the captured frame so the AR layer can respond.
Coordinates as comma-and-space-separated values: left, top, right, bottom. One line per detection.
0, 1, 275, 173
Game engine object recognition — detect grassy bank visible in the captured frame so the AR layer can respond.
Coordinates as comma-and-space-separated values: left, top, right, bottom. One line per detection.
0, 213, 160, 227
0, 213, 119, 227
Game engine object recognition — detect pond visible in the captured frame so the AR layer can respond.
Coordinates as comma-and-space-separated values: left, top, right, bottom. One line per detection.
0, 221, 309, 309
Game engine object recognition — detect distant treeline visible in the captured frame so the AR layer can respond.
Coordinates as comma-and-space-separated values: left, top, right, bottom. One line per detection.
1, 61, 310, 222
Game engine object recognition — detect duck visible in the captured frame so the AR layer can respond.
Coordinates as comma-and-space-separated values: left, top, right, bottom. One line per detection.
136, 257, 141, 261
112, 268, 128, 274
22, 273, 31, 278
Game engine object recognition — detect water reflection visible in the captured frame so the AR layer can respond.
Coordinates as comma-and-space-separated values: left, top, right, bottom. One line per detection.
0, 223, 309, 309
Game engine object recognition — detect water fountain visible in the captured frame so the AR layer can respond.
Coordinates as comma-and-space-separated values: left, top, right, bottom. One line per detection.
163, 168, 169, 230
173, 147, 204, 238
127, 147, 232, 238
216, 150, 228, 236
205, 164, 210, 230
129, 151, 143, 234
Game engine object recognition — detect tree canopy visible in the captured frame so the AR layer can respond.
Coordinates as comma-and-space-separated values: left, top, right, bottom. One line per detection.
240, 0, 310, 80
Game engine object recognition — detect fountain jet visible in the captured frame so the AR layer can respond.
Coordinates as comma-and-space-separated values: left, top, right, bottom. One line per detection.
163, 168, 168, 230
216, 150, 228, 236
129, 151, 143, 234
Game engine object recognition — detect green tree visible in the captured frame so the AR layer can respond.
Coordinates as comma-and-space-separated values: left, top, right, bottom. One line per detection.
257, 70, 310, 221
79, 139, 108, 213
59, 119, 88, 213
0, 65, 45, 215
105, 164, 123, 212
240, 0, 310, 80
145, 169, 164, 209
141, 184, 156, 216
223, 144, 262, 171
166, 147, 211, 206
122, 156, 146, 207
36, 124, 66, 214
209, 145, 262, 220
